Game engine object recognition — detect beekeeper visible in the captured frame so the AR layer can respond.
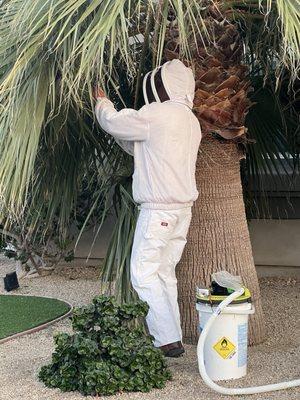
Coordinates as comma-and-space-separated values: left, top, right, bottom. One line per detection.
95, 59, 201, 357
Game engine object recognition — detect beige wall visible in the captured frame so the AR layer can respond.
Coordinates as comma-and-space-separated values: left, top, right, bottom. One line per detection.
74, 215, 115, 263
74, 218, 300, 270
248, 219, 300, 267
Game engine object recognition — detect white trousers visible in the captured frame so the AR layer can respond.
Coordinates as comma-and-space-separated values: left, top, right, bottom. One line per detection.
130, 207, 192, 347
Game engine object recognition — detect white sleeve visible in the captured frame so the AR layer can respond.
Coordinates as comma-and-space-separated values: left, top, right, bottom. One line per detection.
95, 98, 149, 141
115, 139, 134, 156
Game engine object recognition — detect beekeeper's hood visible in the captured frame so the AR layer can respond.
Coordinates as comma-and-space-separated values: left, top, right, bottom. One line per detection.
143, 59, 195, 109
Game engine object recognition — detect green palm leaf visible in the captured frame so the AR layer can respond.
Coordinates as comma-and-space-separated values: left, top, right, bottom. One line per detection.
0, 0, 204, 215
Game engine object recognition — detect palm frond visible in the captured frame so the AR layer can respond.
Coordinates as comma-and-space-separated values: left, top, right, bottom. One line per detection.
100, 182, 138, 303
245, 75, 299, 217
230, 0, 300, 85
262, 0, 300, 83
0, 0, 205, 215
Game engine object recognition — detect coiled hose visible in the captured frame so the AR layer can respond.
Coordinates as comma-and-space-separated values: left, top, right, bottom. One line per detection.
197, 287, 300, 395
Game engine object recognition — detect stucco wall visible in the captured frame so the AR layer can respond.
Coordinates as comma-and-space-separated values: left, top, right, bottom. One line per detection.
74, 218, 300, 270
248, 219, 300, 267
73, 215, 115, 262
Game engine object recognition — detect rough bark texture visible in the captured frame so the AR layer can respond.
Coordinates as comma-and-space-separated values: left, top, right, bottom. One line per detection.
177, 135, 266, 346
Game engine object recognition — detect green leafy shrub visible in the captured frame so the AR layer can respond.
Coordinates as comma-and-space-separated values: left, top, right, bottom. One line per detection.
39, 295, 172, 396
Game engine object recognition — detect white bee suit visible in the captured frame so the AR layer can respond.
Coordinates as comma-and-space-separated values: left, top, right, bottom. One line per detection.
95, 59, 201, 346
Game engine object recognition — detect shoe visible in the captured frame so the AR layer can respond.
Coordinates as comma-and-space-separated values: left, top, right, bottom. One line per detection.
159, 341, 185, 358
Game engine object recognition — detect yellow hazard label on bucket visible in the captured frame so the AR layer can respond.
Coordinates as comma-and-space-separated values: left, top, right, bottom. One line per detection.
213, 337, 236, 359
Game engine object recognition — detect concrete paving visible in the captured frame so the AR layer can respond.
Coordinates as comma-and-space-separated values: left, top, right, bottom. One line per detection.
0, 259, 299, 400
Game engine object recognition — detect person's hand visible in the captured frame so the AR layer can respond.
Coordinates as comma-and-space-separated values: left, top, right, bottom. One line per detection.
93, 86, 106, 100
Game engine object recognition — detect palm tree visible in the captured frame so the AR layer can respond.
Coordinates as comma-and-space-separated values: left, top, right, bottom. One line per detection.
163, 1, 299, 345
0, 1, 299, 345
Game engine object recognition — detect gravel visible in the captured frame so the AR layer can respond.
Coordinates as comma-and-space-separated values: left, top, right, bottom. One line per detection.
0, 258, 299, 400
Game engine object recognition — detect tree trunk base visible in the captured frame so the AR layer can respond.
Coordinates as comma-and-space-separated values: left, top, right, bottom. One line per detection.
177, 136, 266, 346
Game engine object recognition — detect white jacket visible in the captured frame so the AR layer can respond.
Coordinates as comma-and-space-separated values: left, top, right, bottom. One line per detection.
95, 59, 202, 210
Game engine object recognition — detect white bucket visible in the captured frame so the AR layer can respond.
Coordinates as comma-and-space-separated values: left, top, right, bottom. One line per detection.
196, 301, 254, 381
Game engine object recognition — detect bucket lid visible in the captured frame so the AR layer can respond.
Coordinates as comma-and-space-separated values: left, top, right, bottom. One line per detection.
196, 287, 251, 305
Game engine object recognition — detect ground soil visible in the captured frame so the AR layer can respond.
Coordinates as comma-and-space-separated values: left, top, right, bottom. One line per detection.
0, 258, 299, 400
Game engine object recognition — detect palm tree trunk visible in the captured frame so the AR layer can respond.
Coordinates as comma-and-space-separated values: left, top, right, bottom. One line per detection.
177, 135, 266, 345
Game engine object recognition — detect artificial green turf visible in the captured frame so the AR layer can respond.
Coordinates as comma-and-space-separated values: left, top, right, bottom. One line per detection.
0, 295, 71, 340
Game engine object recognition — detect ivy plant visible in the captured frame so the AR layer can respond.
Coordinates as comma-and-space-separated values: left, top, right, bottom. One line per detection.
39, 295, 172, 396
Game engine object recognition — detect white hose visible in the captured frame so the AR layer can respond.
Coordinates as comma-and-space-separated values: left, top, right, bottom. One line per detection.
197, 287, 300, 395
